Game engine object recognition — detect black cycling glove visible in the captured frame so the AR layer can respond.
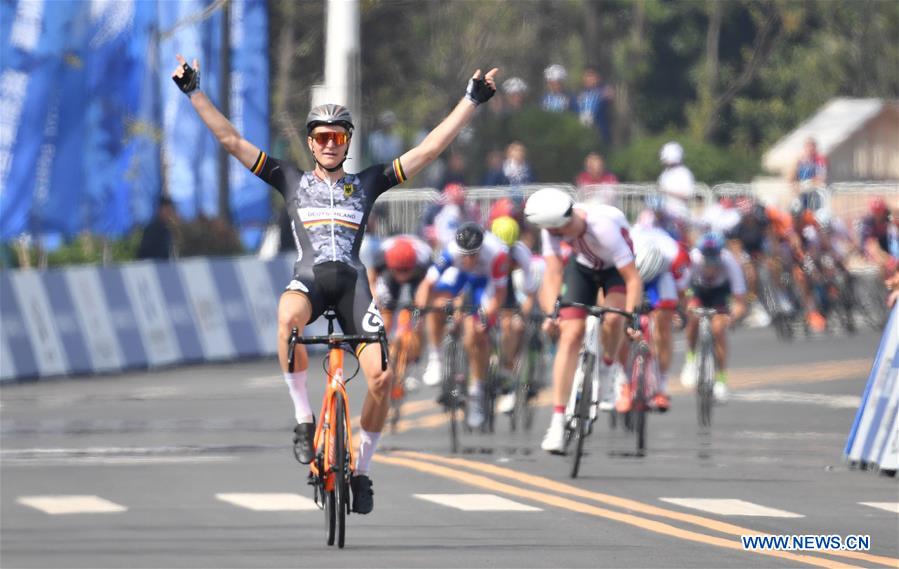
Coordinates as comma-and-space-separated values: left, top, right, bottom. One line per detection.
173, 62, 200, 97
465, 76, 495, 106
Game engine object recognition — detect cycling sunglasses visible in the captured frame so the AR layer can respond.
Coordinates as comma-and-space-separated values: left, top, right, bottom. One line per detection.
311, 131, 349, 146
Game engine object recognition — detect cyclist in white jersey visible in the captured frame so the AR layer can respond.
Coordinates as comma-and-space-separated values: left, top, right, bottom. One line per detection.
173, 54, 498, 514
679, 232, 747, 403
524, 188, 643, 454
417, 223, 509, 428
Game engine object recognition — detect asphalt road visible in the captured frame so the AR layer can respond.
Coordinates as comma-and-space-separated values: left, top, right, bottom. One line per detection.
1, 325, 897, 569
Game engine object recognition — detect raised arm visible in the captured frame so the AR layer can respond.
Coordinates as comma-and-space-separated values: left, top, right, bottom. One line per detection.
398, 68, 499, 180
171, 55, 260, 169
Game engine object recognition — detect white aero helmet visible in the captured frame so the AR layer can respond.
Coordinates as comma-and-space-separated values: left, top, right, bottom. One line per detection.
635, 241, 667, 283
659, 141, 683, 165
524, 188, 574, 229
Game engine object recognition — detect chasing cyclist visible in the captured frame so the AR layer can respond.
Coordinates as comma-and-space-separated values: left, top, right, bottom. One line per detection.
172, 54, 498, 514
490, 215, 541, 413
417, 223, 509, 428
524, 188, 643, 454
679, 232, 747, 403
368, 234, 433, 389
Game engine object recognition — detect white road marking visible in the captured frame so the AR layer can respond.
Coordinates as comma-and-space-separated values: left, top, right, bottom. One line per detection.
728, 390, 861, 409
216, 493, 318, 511
130, 386, 185, 399
859, 502, 899, 514
18, 495, 127, 515
414, 494, 542, 512
660, 498, 804, 518
245, 375, 283, 389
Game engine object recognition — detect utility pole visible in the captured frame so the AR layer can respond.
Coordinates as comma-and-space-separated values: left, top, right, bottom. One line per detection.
312, 0, 361, 167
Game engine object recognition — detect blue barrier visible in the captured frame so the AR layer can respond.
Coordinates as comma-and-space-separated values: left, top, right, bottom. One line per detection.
0, 254, 328, 382
844, 302, 899, 473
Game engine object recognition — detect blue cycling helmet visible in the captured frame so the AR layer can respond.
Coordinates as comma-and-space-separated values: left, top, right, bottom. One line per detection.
698, 231, 725, 260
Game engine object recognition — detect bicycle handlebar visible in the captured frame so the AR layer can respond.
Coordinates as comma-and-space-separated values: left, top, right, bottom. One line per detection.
297, 328, 389, 371
554, 300, 641, 332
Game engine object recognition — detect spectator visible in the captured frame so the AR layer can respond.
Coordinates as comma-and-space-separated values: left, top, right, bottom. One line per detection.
502, 141, 535, 185
438, 152, 468, 189
655, 141, 695, 243
792, 137, 827, 188
576, 66, 614, 145
540, 64, 575, 113
481, 149, 510, 186
367, 110, 404, 165
791, 137, 828, 211
575, 151, 618, 187
137, 196, 178, 260
502, 76, 528, 113
426, 183, 482, 249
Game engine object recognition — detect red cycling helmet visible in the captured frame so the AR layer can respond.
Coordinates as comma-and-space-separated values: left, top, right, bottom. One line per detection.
384, 239, 417, 271
870, 196, 889, 216
443, 183, 466, 205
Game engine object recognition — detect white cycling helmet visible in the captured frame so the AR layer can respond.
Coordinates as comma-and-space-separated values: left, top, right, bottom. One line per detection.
660, 141, 683, 165
635, 241, 667, 283
524, 188, 574, 229
544, 64, 567, 82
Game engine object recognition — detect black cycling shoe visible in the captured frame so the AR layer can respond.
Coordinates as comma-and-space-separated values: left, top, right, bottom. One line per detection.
350, 474, 374, 514
292, 421, 315, 465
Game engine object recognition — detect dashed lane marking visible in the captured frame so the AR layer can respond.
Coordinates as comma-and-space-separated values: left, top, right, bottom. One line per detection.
215, 493, 318, 511
728, 390, 861, 409
660, 498, 805, 518
859, 502, 899, 514
414, 493, 542, 512
18, 495, 127, 515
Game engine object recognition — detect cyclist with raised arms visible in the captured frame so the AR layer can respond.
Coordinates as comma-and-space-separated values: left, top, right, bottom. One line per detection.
172, 54, 498, 514
524, 188, 643, 454
416, 222, 509, 428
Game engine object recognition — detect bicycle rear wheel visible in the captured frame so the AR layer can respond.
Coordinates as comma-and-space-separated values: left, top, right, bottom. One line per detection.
569, 353, 595, 479
334, 396, 348, 549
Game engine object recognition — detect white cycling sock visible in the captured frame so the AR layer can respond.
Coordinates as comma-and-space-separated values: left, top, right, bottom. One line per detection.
658, 372, 669, 393
468, 380, 482, 397
284, 371, 313, 424
355, 429, 381, 476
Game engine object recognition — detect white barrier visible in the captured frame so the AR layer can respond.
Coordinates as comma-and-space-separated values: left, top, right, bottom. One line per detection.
843, 302, 899, 473
0, 254, 328, 382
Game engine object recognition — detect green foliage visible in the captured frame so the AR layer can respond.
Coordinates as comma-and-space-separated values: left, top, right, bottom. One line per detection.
470, 109, 602, 184
608, 133, 759, 184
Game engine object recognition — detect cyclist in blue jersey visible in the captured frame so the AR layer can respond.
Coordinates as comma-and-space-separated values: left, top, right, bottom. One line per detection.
173, 54, 498, 514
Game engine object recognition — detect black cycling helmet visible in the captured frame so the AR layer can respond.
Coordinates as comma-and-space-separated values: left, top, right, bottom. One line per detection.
306, 104, 354, 135
455, 222, 484, 254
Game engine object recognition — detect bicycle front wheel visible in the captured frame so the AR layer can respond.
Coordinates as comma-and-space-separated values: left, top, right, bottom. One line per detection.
631, 353, 647, 455
322, 455, 336, 546
569, 353, 595, 479
697, 340, 714, 428
442, 336, 461, 454
334, 396, 349, 549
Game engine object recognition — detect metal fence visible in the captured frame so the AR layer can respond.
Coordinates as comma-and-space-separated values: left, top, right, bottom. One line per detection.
370, 181, 898, 237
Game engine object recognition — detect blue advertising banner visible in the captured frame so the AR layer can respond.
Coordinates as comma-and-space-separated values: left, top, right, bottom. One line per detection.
228, 0, 270, 236
2, 0, 268, 241
157, 0, 222, 221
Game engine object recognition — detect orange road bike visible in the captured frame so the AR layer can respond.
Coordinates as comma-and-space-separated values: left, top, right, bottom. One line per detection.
287, 310, 388, 549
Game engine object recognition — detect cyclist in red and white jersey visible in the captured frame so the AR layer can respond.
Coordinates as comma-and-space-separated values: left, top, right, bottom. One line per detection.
173, 54, 498, 514
524, 188, 642, 454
